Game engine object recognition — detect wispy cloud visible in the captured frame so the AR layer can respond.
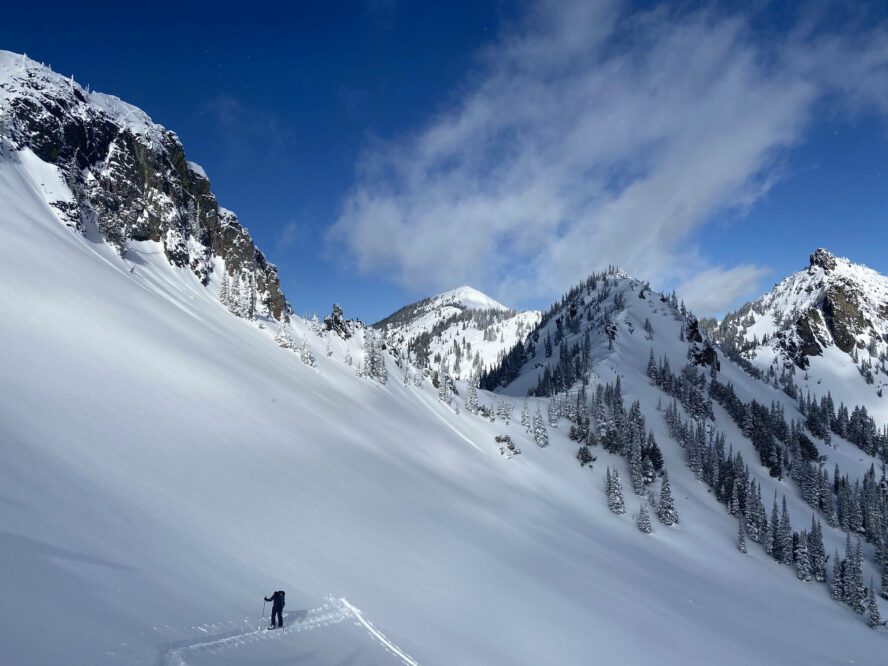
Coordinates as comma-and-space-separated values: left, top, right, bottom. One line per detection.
202, 94, 294, 164
676, 264, 771, 316
276, 219, 311, 251
328, 1, 888, 314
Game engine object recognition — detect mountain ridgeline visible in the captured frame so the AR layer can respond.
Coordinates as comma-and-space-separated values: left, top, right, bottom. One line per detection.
0, 51, 288, 319
5, 48, 888, 662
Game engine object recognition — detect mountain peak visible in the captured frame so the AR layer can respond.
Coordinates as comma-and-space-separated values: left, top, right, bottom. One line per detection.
809, 248, 838, 272
435, 286, 508, 312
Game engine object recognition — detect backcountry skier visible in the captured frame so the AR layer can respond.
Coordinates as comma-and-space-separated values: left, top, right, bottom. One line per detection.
265, 590, 285, 629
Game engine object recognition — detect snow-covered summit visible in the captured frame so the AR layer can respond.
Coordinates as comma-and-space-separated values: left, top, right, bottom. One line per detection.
703, 248, 888, 424
375, 286, 540, 381
710, 248, 888, 361
434, 285, 509, 311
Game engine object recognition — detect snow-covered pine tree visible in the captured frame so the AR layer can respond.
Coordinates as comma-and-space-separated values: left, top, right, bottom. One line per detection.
325, 338, 332, 357
521, 400, 531, 433
547, 398, 559, 428
438, 364, 450, 404
867, 582, 882, 628
657, 469, 677, 525
577, 445, 594, 467
533, 405, 549, 448
831, 549, 844, 601
344, 349, 353, 366
496, 398, 512, 423
778, 497, 793, 565
299, 337, 314, 366
629, 438, 644, 495
638, 504, 652, 533
371, 333, 387, 383
795, 531, 812, 582
738, 515, 747, 553
275, 316, 292, 348
219, 271, 231, 308
770, 495, 780, 560
464, 377, 479, 415
809, 516, 826, 582
851, 540, 867, 614
608, 468, 625, 515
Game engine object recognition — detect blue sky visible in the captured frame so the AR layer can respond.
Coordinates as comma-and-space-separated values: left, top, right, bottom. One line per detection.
3, 1, 887, 321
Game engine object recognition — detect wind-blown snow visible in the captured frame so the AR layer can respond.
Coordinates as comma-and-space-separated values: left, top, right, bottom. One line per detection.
0, 147, 886, 666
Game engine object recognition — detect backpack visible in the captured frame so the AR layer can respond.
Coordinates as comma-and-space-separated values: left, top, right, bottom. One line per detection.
276, 590, 285, 608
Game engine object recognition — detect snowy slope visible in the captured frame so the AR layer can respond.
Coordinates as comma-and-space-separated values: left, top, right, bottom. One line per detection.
2, 148, 887, 665
375, 286, 541, 381
2, 54, 888, 665
707, 249, 888, 425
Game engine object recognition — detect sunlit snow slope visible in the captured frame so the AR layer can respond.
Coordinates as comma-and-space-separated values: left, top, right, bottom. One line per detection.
1, 147, 887, 666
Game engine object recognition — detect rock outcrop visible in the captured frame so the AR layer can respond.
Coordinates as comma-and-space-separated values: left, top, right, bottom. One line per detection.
0, 51, 288, 319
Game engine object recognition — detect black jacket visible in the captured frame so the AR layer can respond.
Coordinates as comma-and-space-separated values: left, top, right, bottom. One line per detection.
265, 591, 285, 608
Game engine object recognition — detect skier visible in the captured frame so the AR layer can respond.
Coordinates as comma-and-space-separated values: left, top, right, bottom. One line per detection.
265, 590, 285, 629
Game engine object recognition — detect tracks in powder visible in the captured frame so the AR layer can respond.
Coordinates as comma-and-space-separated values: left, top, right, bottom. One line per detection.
159, 596, 419, 666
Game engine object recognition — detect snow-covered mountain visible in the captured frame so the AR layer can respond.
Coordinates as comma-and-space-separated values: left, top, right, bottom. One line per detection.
2, 51, 888, 666
374, 286, 541, 381
703, 249, 888, 426
0, 50, 287, 319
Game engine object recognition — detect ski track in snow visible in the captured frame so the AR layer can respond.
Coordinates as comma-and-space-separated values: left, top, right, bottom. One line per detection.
340, 597, 420, 666
158, 597, 419, 666
416, 389, 486, 453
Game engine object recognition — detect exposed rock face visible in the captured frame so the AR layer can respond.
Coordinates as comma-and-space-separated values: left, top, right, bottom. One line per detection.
809, 248, 838, 272
0, 51, 288, 320
324, 303, 354, 339
712, 249, 888, 369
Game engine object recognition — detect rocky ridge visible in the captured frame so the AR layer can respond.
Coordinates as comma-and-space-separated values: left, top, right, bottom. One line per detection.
0, 50, 288, 319
707, 249, 888, 369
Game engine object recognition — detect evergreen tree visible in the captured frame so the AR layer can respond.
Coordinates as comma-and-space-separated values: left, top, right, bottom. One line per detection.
547, 398, 559, 427
533, 405, 549, 448
219, 271, 231, 308
770, 495, 780, 560
274, 317, 292, 349
521, 400, 531, 433
438, 367, 450, 404
831, 549, 844, 601
738, 515, 747, 553
638, 504, 652, 533
608, 468, 625, 515
464, 379, 479, 415
809, 517, 826, 583
344, 349, 353, 366
795, 531, 812, 582
629, 438, 644, 495
657, 469, 678, 525
851, 540, 867, 614
299, 337, 313, 366
778, 497, 793, 565
868, 582, 882, 628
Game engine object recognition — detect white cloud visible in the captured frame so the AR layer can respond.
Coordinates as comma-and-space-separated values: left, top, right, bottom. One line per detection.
328, 1, 888, 308
675, 264, 771, 316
